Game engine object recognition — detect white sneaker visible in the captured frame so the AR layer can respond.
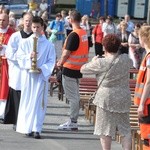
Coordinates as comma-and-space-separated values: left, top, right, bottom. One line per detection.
58, 120, 78, 131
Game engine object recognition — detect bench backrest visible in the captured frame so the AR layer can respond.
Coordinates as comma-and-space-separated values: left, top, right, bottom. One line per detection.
79, 78, 97, 94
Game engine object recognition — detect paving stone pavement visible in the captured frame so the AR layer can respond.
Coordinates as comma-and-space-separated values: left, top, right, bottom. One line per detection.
0, 92, 122, 150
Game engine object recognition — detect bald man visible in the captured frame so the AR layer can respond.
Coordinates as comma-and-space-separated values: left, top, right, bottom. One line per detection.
0, 13, 14, 122
124, 14, 134, 32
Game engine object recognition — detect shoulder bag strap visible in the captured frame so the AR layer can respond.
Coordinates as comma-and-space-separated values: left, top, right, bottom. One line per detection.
89, 54, 119, 103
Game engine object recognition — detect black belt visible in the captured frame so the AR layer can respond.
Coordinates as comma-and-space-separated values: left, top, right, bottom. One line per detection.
144, 139, 150, 146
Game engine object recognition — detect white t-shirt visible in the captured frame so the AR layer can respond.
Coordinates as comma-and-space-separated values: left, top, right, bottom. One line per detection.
146, 57, 150, 68
39, 3, 48, 12
102, 22, 117, 37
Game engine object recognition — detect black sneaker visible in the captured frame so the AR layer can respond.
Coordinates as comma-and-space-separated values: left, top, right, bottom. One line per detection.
25, 132, 34, 137
13, 124, 16, 131
34, 132, 41, 139
0, 119, 4, 124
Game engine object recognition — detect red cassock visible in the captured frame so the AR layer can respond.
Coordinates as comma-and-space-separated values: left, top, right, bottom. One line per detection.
0, 28, 14, 101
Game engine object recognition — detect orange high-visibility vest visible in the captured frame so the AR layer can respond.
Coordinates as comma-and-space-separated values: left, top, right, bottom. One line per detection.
63, 28, 88, 70
134, 53, 150, 140
143, 144, 150, 150
140, 124, 150, 139
134, 53, 150, 112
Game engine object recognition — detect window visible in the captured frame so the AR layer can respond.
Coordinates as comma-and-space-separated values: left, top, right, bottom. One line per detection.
0, 0, 28, 5
0, 0, 8, 5
9, 0, 27, 5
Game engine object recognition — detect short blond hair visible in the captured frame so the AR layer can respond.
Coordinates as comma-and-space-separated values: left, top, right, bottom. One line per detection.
139, 26, 150, 49
120, 20, 127, 27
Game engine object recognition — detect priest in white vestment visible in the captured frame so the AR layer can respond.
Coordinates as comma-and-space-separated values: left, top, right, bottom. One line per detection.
16, 16, 56, 139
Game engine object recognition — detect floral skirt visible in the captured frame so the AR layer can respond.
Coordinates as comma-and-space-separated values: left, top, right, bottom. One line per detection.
94, 106, 131, 139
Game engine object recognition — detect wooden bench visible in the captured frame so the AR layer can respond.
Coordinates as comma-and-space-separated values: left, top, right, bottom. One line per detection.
115, 77, 142, 150
81, 77, 142, 149
79, 77, 97, 110
82, 79, 137, 124
115, 103, 142, 150
49, 66, 63, 101
129, 79, 136, 97
130, 68, 139, 79
79, 71, 141, 149
49, 76, 63, 100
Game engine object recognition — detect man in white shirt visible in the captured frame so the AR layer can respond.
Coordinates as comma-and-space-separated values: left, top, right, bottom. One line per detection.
65, 10, 73, 36
124, 14, 134, 33
38, 0, 48, 16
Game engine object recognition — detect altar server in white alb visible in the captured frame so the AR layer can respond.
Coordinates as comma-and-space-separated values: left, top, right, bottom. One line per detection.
16, 16, 56, 139
4, 13, 33, 130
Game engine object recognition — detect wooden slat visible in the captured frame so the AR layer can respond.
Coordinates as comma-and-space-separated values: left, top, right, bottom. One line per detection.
130, 68, 139, 74
79, 77, 97, 109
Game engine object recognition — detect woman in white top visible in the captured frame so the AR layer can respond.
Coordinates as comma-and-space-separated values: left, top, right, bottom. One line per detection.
128, 24, 143, 69
38, 0, 48, 16
102, 15, 117, 37
80, 15, 92, 49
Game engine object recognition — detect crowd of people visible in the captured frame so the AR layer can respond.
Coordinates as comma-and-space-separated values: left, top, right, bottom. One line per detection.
92, 14, 146, 69
0, 0, 150, 149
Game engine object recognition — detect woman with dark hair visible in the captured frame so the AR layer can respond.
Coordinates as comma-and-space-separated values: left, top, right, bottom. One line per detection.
92, 16, 105, 56
128, 23, 143, 69
102, 15, 117, 37
15, 16, 56, 139
47, 13, 64, 58
81, 34, 132, 150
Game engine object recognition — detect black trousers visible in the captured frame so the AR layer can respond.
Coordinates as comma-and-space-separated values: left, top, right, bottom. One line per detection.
94, 42, 103, 56
4, 87, 21, 125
